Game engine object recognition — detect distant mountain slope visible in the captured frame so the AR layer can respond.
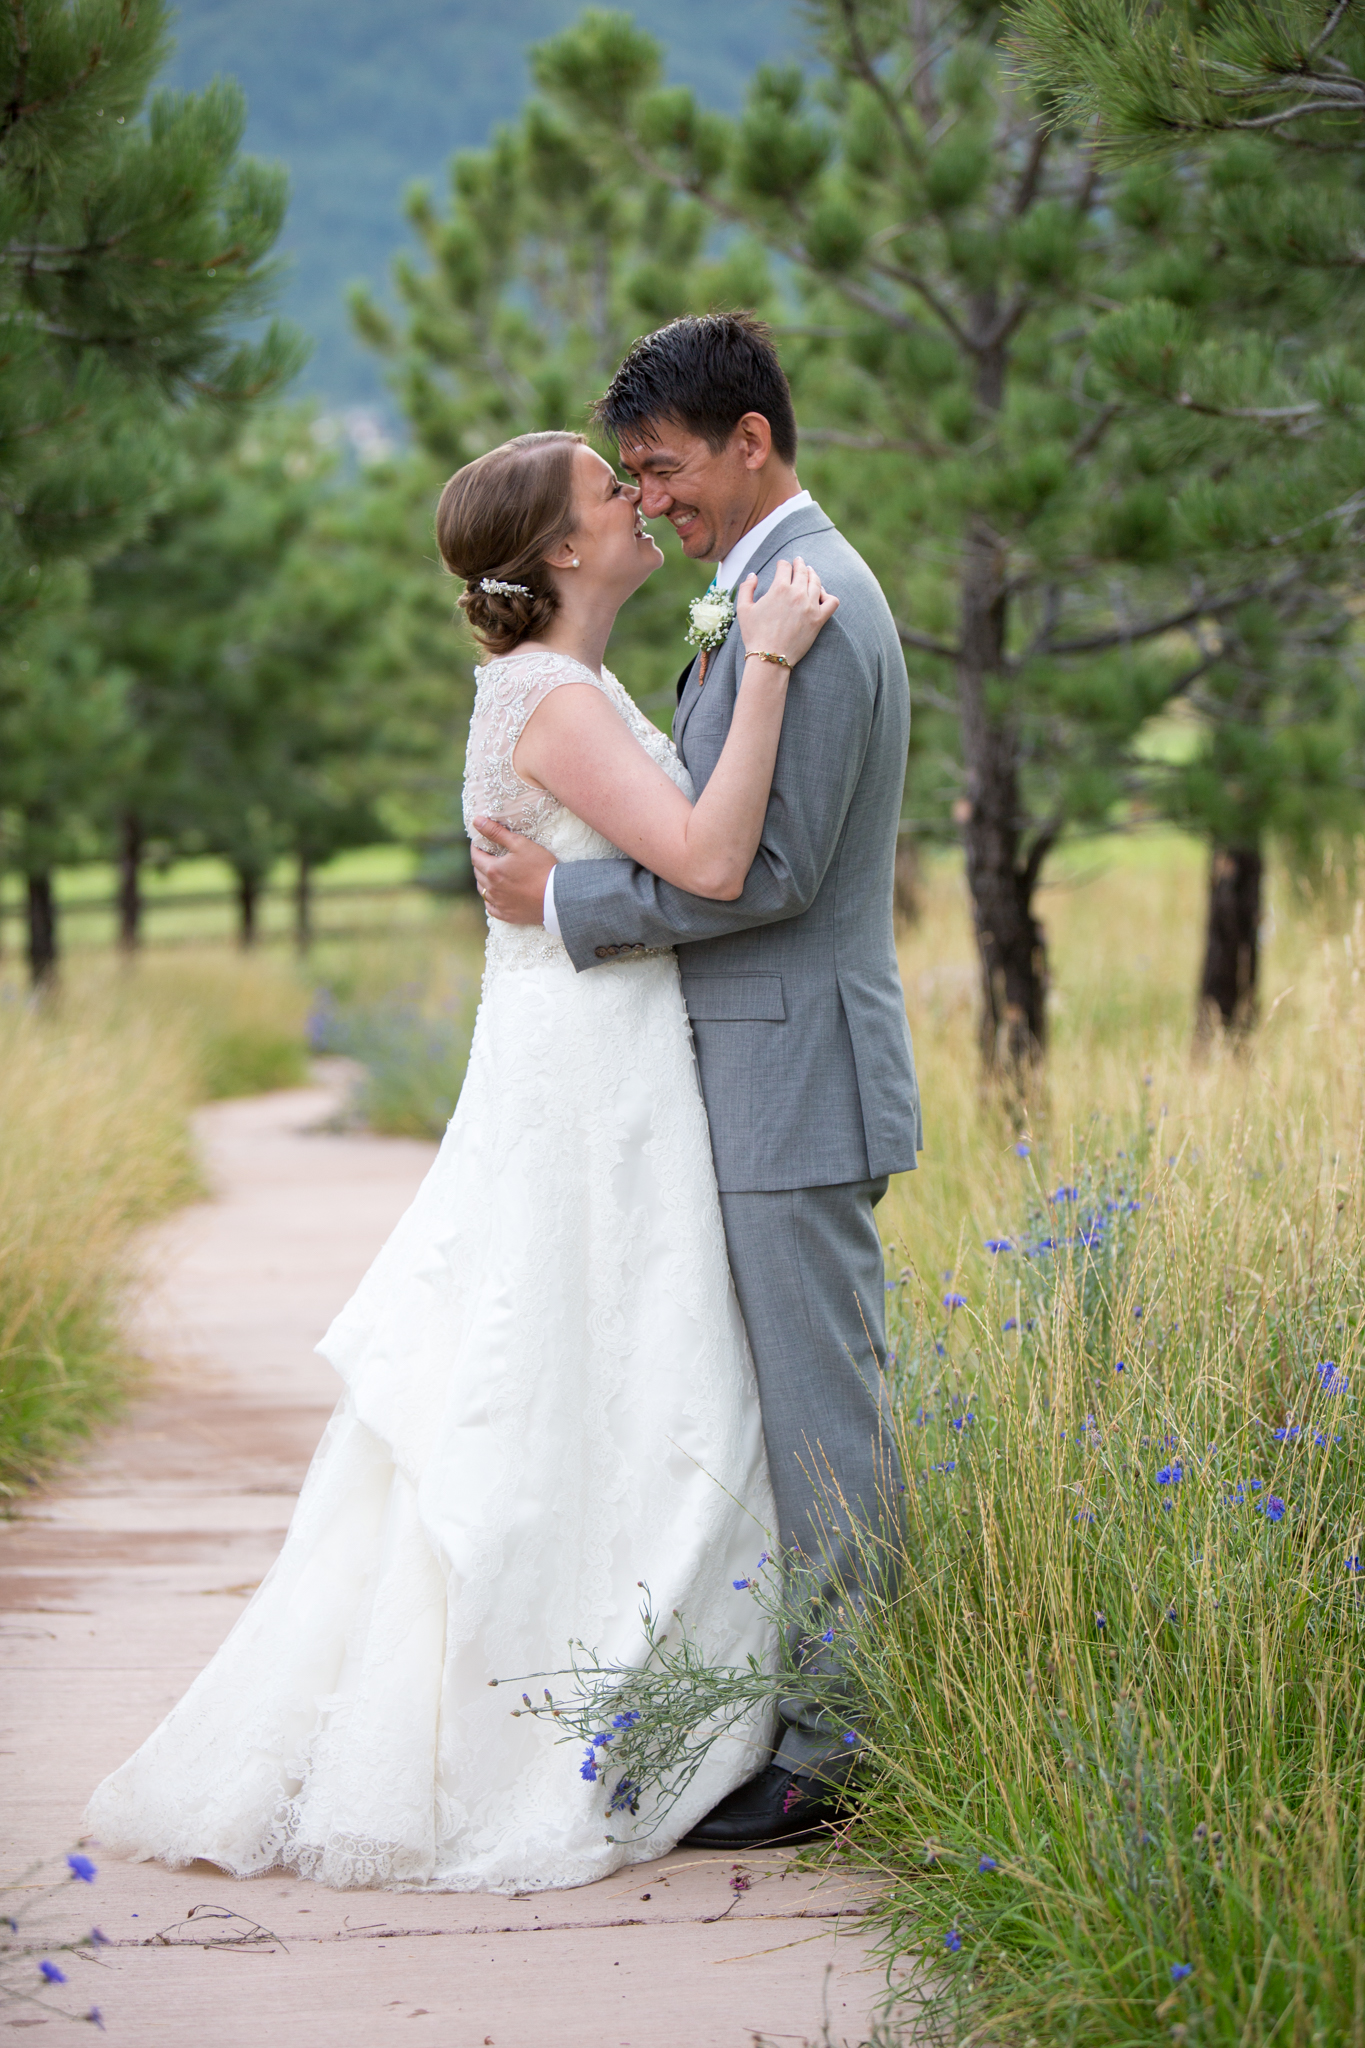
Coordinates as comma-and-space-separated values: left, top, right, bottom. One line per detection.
165, 1, 800, 410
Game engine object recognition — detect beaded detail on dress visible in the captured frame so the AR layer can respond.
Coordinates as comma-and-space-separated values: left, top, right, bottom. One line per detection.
462, 650, 690, 974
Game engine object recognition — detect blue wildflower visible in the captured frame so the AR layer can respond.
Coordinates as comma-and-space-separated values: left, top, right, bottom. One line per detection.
591, 1729, 614, 1748
842, 1730, 858, 1746
1050, 1185, 1079, 1203
89, 1929, 110, 1947
943, 1292, 967, 1310
945, 1927, 962, 1952
66, 1853, 96, 1883
1249, 1477, 1263, 1491
978, 1856, 997, 1873
39, 1962, 66, 1985
611, 1711, 641, 1729
821, 1628, 835, 1644
733, 1578, 752, 1591
1095, 1612, 1106, 1629
1317, 1361, 1348, 1396
1156, 1462, 1184, 1486
984, 1238, 1013, 1254
934, 1341, 947, 1357
1170, 1962, 1192, 1983
1014, 1141, 1030, 1158
85, 2014, 105, 2034
1003, 1317, 1018, 1333
1073, 1510, 1094, 1524
1346, 1556, 1362, 1574
950, 1412, 976, 1432
608, 1777, 642, 1815
1115, 1360, 1125, 1373
580, 1753, 599, 1781
758, 1550, 770, 1567
1260, 1496, 1287, 1523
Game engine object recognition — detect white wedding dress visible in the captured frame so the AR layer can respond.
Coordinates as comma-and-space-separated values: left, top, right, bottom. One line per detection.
86, 651, 777, 1894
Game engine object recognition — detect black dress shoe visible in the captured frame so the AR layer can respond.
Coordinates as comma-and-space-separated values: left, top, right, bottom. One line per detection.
680, 1763, 846, 1850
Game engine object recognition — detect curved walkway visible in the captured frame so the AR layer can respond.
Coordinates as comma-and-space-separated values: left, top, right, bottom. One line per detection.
1, 1077, 891, 2047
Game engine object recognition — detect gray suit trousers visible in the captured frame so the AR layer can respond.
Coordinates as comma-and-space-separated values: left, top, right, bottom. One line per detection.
718, 1175, 901, 1775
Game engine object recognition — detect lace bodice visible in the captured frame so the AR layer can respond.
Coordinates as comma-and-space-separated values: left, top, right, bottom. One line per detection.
463, 650, 693, 971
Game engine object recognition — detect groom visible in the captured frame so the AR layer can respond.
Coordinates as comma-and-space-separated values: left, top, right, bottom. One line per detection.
473, 312, 922, 1847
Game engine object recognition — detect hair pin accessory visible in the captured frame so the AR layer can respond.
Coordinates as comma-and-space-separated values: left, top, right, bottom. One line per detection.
479, 576, 530, 597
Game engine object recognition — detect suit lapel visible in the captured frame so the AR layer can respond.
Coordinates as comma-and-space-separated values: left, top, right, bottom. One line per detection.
672, 653, 702, 750
672, 504, 836, 755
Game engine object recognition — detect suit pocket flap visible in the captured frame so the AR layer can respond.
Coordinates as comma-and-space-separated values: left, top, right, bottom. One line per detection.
685, 974, 786, 1023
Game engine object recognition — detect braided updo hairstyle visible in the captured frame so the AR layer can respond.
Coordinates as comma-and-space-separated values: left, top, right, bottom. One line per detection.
436, 430, 587, 657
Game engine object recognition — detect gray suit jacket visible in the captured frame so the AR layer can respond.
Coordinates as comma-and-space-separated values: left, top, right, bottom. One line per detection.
554, 501, 923, 1194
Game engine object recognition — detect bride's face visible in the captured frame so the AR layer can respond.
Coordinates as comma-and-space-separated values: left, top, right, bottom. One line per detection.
553, 446, 663, 597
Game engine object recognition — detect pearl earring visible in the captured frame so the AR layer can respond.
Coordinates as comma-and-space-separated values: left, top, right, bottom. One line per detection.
571, 558, 580, 567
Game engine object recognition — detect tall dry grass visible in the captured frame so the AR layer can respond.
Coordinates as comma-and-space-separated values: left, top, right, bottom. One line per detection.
845, 838, 1365, 2045
0, 949, 314, 1491
0, 999, 199, 1493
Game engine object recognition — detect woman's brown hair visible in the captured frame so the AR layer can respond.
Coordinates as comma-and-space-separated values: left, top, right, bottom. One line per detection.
435, 430, 586, 657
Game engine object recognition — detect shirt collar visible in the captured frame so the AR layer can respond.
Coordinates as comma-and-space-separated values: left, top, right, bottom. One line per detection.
714, 489, 814, 593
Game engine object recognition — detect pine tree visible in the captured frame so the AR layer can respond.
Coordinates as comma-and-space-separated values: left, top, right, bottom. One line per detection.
0, 0, 302, 636
1009, 0, 1365, 153
1007, 4, 1365, 1027
87, 408, 425, 953
534, 5, 1326, 1078
1, 0, 304, 976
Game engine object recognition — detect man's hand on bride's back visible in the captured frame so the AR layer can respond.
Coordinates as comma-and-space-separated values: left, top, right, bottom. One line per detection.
471, 819, 557, 924
736, 556, 838, 668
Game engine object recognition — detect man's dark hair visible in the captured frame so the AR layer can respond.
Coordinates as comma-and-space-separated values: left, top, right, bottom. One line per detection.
594, 312, 798, 465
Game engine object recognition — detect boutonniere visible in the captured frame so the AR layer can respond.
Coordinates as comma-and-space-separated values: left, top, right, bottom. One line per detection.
686, 582, 736, 685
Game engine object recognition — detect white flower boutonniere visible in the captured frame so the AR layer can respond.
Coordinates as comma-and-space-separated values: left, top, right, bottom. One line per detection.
685, 582, 736, 686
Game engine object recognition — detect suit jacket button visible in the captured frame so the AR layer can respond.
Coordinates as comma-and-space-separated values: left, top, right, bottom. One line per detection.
594, 946, 611, 959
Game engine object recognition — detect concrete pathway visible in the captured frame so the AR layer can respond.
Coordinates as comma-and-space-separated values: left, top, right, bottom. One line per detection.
1, 1079, 893, 2046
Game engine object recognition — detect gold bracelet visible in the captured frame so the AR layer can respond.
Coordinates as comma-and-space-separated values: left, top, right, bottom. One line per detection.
744, 649, 791, 669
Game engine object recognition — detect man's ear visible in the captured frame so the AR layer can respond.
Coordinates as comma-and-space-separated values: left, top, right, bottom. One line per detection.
734, 412, 774, 471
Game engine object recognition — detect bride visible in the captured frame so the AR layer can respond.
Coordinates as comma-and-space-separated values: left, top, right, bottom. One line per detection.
85, 428, 837, 1895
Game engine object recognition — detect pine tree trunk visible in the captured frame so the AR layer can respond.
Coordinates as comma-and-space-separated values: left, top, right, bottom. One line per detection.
893, 837, 922, 929
117, 811, 143, 953
1196, 843, 1262, 1041
26, 872, 58, 989
956, 514, 1048, 1079
294, 853, 313, 957
235, 867, 262, 949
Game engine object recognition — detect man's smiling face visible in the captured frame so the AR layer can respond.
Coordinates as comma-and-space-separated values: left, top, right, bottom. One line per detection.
616, 418, 767, 564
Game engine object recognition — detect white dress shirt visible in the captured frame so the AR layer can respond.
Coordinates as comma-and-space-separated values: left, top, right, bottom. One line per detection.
542, 488, 814, 937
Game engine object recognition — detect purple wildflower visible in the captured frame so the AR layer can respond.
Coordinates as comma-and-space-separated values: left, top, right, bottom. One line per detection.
984, 1238, 1013, 1254
1170, 1962, 1192, 1983
943, 1292, 967, 1310
978, 1856, 997, 1873
39, 1961, 67, 1985
945, 1927, 962, 1953
580, 1752, 598, 1781
1156, 1462, 1184, 1485
733, 1578, 752, 1591
1260, 1496, 1287, 1523
1003, 1317, 1018, 1333
1014, 1141, 1030, 1158
85, 2012, 105, 2032
842, 1730, 858, 1746
66, 1854, 96, 1883
89, 1929, 110, 1947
